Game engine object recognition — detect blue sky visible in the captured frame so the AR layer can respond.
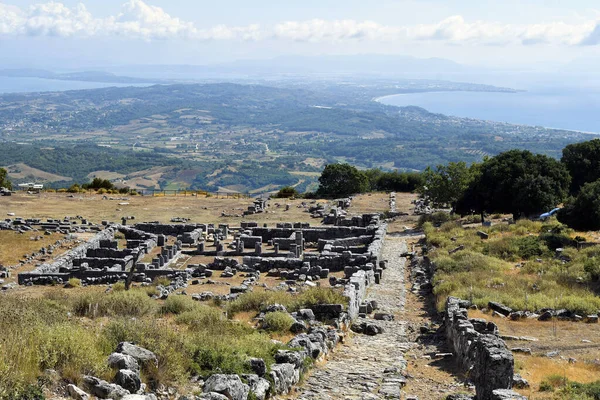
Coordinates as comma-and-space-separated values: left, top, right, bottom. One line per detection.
1, 0, 599, 68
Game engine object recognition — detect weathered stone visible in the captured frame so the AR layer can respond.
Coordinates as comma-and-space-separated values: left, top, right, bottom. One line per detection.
248, 358, 266, 377
115, 369, 141, 394
108, 353, 140, 373
116, 342, 158, 366
121, 396, 157, 400
491, 389, 527, 400
290, 320, 307, 333
83, 375, 129, 400
374, 312, 395, 321
67, 384, 90, 400
297, 308, 315, 321
196, 393, 229, 400
269, 363, 299, 395
538, 311, 554, 321
274, 350, 306, 369
241, 374, 270, 400
512, 373, 530, 389
511, 347, 532, 355
203, 374, 250, 400
488, 301, 513, 317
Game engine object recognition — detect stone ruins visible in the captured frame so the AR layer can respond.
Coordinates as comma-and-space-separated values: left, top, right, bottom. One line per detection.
3, 196, 532, 399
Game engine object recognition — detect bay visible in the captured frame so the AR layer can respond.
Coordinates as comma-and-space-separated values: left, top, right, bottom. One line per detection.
378, 88, 600, 134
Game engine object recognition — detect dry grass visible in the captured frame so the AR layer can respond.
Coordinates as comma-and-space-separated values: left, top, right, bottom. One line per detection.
0, 192, 324, 225
0, 231, 62, 266
5, 163, 72, 183
469, 310, 600, 395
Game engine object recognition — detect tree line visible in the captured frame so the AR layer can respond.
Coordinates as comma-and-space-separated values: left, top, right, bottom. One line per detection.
312, 138, 600, 231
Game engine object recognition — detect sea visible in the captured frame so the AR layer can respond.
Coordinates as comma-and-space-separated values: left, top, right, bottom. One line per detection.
1, 77, 598, 135
0, 77, 151, 94
378, 88, 600, 134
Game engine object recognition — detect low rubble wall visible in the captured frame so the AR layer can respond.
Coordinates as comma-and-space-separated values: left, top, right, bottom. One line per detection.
445, 297, 516, 400
250, 226, 375, 243
30, 228, 116, 274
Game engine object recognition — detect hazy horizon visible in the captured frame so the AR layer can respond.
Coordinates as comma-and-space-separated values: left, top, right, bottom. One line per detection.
1, 0, 600, 72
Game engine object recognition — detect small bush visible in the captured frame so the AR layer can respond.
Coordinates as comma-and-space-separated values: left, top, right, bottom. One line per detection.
417, 212, 456, 228
112, 282, 126, 292
513, 236, 548, 259
72, 290, 155, 318
153, 276, 171, 287
263, 311, 294, 332
540, 232, 575, 250
540, 374, 569, 392
66, 278, 81, 288
160, 296, 196, 315
273, 186, 298, 199
584, 258, 600, 281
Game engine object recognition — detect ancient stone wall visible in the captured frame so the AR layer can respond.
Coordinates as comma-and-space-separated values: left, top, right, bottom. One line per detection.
444, 297, 516, 400
133, 223, 201, 236
30, 228, 116, 274
250, 226, 375, 243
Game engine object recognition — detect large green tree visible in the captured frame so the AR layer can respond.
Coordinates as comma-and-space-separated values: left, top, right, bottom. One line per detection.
420, 161, 479, 208
557, 180, 600, 231
561, 139, 600, 195
455, 150, 570, 221
317, 163, 368, 198
0, 168, 12, 190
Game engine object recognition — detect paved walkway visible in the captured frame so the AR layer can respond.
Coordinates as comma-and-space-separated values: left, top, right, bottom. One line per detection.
293, 236, 412, 400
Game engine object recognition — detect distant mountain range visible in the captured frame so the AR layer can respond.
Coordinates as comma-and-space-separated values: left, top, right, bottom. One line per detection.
106, 54, 469, 79
0, 69, 160, 84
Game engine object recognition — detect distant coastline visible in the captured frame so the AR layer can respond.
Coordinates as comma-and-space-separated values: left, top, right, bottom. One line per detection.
377, 89, 600, 135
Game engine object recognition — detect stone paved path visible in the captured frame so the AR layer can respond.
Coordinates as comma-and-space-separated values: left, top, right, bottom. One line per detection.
293, 236, 412, 400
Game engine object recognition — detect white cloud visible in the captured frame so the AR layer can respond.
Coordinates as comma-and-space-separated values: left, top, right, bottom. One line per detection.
580, 23, 600, 45
0, 0, 598, 47
409, 16, 594, 46
272, 19, 405, 42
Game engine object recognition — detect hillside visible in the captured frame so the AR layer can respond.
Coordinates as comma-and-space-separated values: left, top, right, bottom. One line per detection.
0, 81, 591, 191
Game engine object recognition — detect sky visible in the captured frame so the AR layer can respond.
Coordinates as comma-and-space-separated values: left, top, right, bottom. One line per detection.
1, 0, 600, 69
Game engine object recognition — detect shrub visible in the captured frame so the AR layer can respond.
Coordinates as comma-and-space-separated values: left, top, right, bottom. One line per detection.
263, 311, 294, 332
540, 374, 569, 392
513, 236, 548, 259
584, 258, 600, 281
67, 184, 81, 193
153, 276, 171, 287
160, 296, 197, 315
417, 212, 456, 228
112, 282, 126, 292
72, 290, 155, 318
273, 186, 298, 198
66, 278, 81, 288
540, 232, 575, 250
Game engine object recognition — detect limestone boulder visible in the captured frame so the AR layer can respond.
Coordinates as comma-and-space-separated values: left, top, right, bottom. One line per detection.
83, 375, 129, 400
108, 353, 140, 373
115, 369, 141, 394
203, 374, 249, 400
116, 342, 158, 367
67, 384, 90, 400
269, 363, 299, 395
241, 374, 270, 400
